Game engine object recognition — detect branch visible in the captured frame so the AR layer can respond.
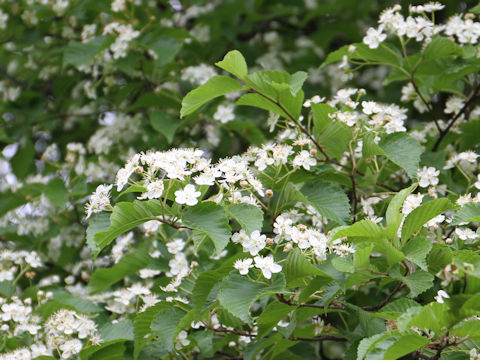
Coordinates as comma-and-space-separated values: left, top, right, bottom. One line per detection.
289, 335, 348, 342
362, 283, 406, 311
409, 77, 442, 134
433, 81, 480, 151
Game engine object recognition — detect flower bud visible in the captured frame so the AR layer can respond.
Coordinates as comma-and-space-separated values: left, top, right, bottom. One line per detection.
266, 237, 274, 245
265, 189, 273, 197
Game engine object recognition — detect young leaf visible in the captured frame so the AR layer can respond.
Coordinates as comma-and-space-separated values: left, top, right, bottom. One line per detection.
180, 76, 243, 117
283, 248, 331, 286
401, 198, 452, 242
217, 273, 285, 322
400, 270, 434, 298
378, 132, 422, 179
227, 203, 264, 235
215, 50, 248, 79
401, 237, 432, 271
182, 202, 231, 256
300, 180, 351, 225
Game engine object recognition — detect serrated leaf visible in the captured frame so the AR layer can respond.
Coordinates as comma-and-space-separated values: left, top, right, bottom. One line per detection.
401, 198, 452, 242
257, 302, 292, 338
182, 202, 231, 256
134, 303, 171, 359
400, 270, 434, 298
283, 248, 331, 286
88, 240, 150, 294
300, 180, 350, 225
452, 202, 480, 225
424, 36, 462, 60
402, 237, 432, 271
150, 307, 185, 352
181, 75, 243, 117
44, 177, 69, 207
451, 319, 480, 339
86, 213, 110, 255
378, 132, 422, 179
93, 200, 163, 256
217, 273, 285, 322
215, 50, 248, 79
289, 71, 308, 95
385, 185, 417, 224
227, 203, 264, 235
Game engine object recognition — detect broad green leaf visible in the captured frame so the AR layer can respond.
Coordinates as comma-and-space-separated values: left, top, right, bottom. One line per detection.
362, 131, 383, 158
311, 103, 337, 133
378, 132, 422, 179
88, 240, 150, 294
236, 93, 287, 117
182, 202, 231, 256
63, 36, 113, 67
86, 213, 110, 255
283, 248, 331, 286
374, 298, 422, 320
352, 43, 401, 67
424, 36, 462, 60
401, 198, 452, 242
357, 333, 386, 360
315, 119, 352, 159
334, 220, 384, 239
93, 200, 163, 256
100, 320, 134, 342
180, 75, 243, 117
11, 139, 35, 178
451, 320, 480, 339
147, 37, 182, 67
44, 177, 69, 207
452, 202, 480, 225
0, 191, 28, 218
217, 273, 286, 322
385, 185, 417, 224
400, 270, 434, 298
215, 50, 248, 79
401, 237, 432, 271
256, 302, 292, 338
227, 203, 264, 235
382, 332, 429, 360
150, 110, 180, 144
300, 180, 350, 225
150, 307, 186, 352
289, 71, 308, 95
134, 303, 171, 359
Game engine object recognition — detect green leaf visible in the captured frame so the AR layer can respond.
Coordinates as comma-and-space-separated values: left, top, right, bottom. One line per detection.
352, 43, 401, 67
424, 36, 462, 60
63, 36, 113, 67
315, 119, 352, 159
382, 332, 429, 360
402, 237, 432, 271
400, 270, 434, 298
289, 71, 308, 95
147, 37, 182, 67
451, 320, 480, 339
150, 307, 186, 352
86, 213, 110, 255
44, 177, 69, 207
283, 248, 331, 286
334, 220, 385, 239
385, 185, 417, 224
217, 273, 285, 322
182, 202, 231, 256
93, 200, 163, 256
224, 120, 266, 146
401, 198, 452, 242
227, 203, 263, 235
11, 139, 35, 178
215, 50, 248, 79
100, 320, 134, 342
180, 75, 243, 117
452, 202, 480, 225
88, 240, 150, 294
134, 303, 171, 359
471, 2, 480, 14
257, 302, 292, 338
300, 180, 350, 225
378, 132, 422, 179
150, 110, 180, 144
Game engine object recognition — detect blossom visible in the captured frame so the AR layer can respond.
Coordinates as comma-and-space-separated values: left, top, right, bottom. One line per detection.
175, 331, 190, 350
242, 230, 267, 256
174, 184, 201, 206
434, 290, 450, 304
60, 339, 83, 359
85, 184, 113, 218
213, 103, 235, 123
417, 166, 439, 188
292, 150, 317, 170
253, 254, 282, 279
363, 27, 387, 49
138, 180, 164, 200
234, 258, 253, 275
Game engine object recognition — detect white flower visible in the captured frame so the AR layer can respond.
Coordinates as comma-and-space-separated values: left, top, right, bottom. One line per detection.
139, 269, 161, 279
455, 228, 477, 241
166, 238, 185, 254
213, 103, 235, 124
292, 150, 316, 170
138, 180, 164, 200
363, 27, 387, 49
417, 166, 440, 188
175, 330, 190, 350
470, 348, 480, 360
234, 258, 253, 275
434, 290, 450, 304
85, 184, 113, 218
174, 184, 201, 206
60, 339, 83, 359
242, 230, 267, 256
402, 193, 423, 215
254, 255, 282, 279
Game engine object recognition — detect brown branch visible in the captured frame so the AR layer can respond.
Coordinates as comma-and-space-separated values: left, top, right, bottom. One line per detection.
289, 335, 348, 342
433, 81, 480, 151
276, 293, 344, 310
409, 77, 442, 133
362, 283, 406, 311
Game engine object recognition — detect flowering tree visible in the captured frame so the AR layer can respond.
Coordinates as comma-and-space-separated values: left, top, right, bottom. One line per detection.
1, 0, 480, 359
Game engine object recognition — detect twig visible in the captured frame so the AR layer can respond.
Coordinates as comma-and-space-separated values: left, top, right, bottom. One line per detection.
409, 77, 442, 133
433, 81, 480, 151
362, 283, 405, 311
